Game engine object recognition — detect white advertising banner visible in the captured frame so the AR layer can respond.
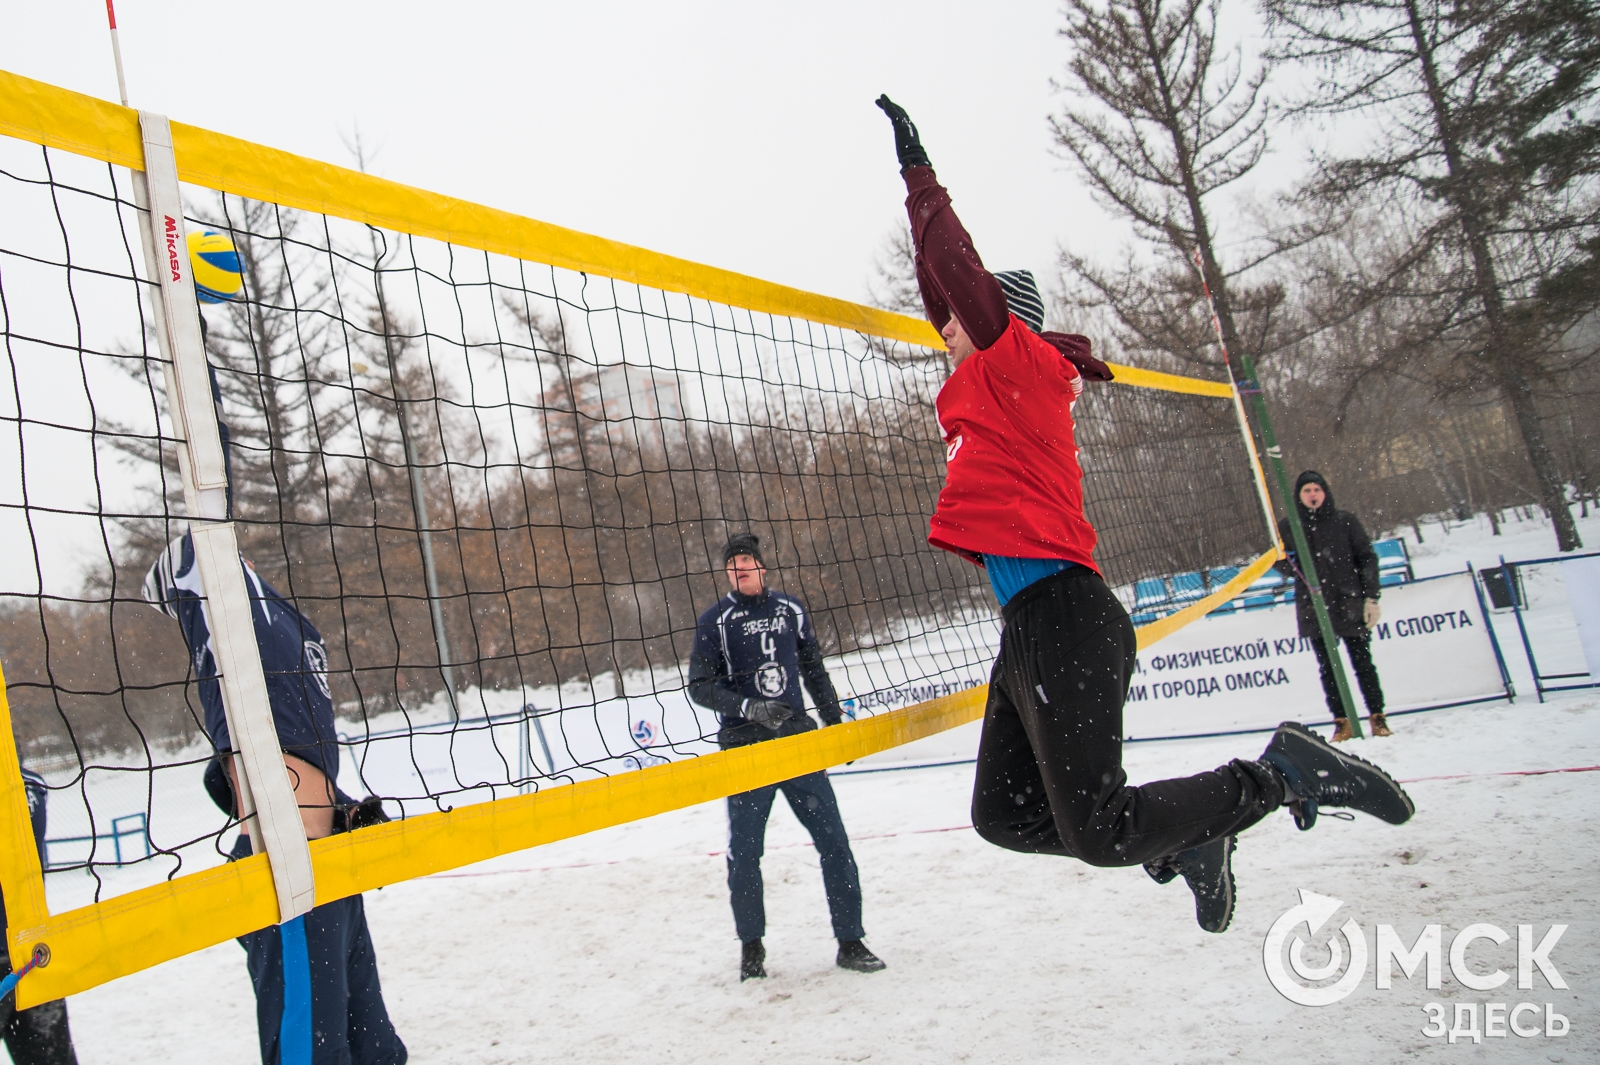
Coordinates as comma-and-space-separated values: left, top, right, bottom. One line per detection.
1560, 555, 1600, 684
1124, 572, 1508, 740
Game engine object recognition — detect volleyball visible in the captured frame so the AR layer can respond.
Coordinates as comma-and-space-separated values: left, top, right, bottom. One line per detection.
186, 229, 243, 303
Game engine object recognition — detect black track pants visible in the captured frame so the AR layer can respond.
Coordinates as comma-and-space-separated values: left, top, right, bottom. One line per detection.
0, 990, 76, 1065
1309, 631, 1385, 718
971, 567, 1285, 867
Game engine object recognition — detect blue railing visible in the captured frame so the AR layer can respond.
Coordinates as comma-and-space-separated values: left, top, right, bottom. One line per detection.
1127, 538, 1413, 626
44, 811, 151, 870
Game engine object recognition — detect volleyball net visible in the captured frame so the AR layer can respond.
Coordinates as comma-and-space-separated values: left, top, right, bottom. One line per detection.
0, 69, 1277, 1003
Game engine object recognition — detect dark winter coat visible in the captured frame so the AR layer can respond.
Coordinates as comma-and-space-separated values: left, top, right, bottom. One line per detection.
1276, 472, 1380, 640
687, 588, 843, 749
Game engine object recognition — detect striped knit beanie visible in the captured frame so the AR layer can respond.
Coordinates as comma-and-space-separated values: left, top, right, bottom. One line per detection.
993, 270, 1045, 333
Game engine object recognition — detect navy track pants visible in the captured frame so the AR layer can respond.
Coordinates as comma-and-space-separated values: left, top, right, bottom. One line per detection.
240, 894, 406, 1065
726, 770, 864, 943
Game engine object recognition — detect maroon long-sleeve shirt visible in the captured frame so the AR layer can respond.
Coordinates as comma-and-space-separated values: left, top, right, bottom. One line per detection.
903, 166, 1103, 570
905, 167, 1110, 376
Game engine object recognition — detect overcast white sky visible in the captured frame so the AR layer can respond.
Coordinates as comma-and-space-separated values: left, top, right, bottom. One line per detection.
5, 1, 1213, 310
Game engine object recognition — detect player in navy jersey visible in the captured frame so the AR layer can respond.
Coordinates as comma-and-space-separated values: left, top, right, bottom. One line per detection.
144, 533, 404, 1064
688, 534, 885, 980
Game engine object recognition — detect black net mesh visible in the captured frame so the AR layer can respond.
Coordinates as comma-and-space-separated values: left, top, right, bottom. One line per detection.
1076, 382, 1267, 591
0, 139, 1268, 906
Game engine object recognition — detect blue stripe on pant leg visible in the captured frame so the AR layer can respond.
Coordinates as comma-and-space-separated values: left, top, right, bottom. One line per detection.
278, 916, 313, 1065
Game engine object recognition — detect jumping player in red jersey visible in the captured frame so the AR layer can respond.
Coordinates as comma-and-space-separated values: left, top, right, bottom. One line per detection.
874, 96, 1415, 933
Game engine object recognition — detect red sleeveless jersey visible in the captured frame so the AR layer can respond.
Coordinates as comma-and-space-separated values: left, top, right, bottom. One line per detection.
929, 315, 1099, 573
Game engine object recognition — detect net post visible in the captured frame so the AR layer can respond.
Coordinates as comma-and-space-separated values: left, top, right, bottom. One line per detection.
132, 111, 317, 921
1190, 250, 1363, 734
0, 662, 49, 976
1231, 379, 1281, 554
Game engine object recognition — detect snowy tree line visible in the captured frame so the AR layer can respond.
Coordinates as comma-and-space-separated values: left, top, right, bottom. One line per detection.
0, 195, 985, 765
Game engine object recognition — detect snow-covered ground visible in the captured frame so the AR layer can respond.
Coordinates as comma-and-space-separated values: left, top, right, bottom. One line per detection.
40, 506, 1600, 1062
1396, 506, 1600, 579
60, 692, 1598, 1063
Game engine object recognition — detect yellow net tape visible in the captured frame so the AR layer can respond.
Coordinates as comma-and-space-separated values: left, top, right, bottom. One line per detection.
1134, 548, 1282, 649
0, 68, 1219, 396
4, 676, 986, 1002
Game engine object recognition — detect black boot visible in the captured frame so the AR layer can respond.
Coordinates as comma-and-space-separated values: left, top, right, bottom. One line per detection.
1144, 835, 1237, 933
1261, 720, 1415, 831
740, 938, 766, 981
836, 939, 886, 973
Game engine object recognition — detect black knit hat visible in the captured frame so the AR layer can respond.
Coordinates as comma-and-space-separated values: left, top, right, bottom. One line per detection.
722, 532, 764, 566
1294, 470, 1335, 512
1294, 470, 1330, 494
994, 270, 1045, 333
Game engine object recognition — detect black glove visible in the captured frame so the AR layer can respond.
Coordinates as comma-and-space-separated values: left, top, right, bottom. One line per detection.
341, 795, 392, 832
744, 698, 795, 731
876, 94, 930, 171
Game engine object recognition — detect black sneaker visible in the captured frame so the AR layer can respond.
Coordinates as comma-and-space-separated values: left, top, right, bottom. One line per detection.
836, 939, 886, 973
1143, 854, 1181, 885
740, 939, 766, 981
1144, 835, 1237, 933
1262, 720, 1415, 831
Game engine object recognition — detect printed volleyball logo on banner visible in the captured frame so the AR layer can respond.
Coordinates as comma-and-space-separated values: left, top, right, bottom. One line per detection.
630, 719, 657, 746
1263, 890, 1367, 1006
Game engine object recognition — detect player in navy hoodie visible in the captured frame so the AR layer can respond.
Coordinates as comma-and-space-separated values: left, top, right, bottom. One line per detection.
688, 534, 885, 981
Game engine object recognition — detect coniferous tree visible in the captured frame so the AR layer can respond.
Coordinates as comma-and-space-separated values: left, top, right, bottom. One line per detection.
1262, 0, 1600, 549
1051, 0, 1275, 374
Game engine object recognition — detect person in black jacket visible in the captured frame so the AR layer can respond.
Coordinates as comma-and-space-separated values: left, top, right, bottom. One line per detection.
687, 533, 885, 981
1277, 471, 1393, 741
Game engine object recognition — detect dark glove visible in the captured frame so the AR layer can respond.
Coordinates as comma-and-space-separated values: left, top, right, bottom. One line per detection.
875, 94, 930, 171
744, 698, 795, 731
340, 795, 392, 832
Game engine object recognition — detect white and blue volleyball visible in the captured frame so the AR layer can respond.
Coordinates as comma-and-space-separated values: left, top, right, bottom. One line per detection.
186, 230, 243, 303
